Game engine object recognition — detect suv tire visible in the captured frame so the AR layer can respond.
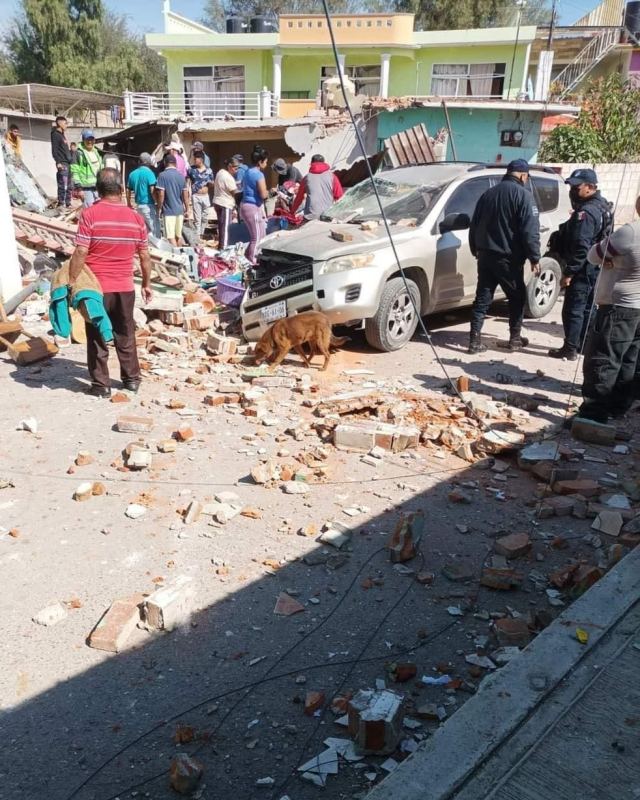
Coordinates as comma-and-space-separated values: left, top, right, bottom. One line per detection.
525, 257, 561, 319
365, 276, 421, 352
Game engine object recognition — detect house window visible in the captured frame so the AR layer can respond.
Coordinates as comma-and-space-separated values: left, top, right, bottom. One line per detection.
431, 63, 506, 98
367, 20, 372, 26
337, 20, 342, 26
376, 19, 382, 26
288, 21, 293, 27
183, 65, 246, 117
317, 20, 322, 26
386, 18, 392, 25
320, 64, 381, 97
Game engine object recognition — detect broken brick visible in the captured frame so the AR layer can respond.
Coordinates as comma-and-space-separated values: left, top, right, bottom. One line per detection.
494, 532, 531, 559
494, 617, 530, 648
480, 567, 522, 590
549, 564, 578, 589
304, 690, 325, 716
87, 595, 143, 653
110, 392, 130, 404
204, 393, 226, 406
169, 754, 203, 795
546, 496, 576, 517
592, 510, 624, 537
553, 479, 600, 498
75, 451, 93, 467
183, 500, 202, 524
348, 689, 404, 755
157, 439, 177, 453
274, 592, 305, 616
73, 481, 94, 502
388, 511, 424, 563
572, 564, 603, 592
206, 332, 238, 356
116, 415, 154, 434
386, 662, 417, 683
174, 426, 194, 442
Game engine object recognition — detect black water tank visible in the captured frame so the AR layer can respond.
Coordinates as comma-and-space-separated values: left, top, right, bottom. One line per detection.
625, 0, 640, 36
226, 16, 245, 33
250, 15, 269, 32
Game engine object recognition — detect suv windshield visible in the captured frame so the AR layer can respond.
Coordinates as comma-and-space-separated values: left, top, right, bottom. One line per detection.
320, 177, 446, 226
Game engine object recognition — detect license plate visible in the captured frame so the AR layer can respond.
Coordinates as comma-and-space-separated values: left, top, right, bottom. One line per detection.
261, 300, 287, 323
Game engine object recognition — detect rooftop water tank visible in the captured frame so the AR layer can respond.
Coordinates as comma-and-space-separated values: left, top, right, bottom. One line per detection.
226, 16, 245, 33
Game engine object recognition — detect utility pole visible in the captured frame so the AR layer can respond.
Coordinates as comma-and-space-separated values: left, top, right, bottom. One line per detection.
547, 0, 558, 51
507, 0, 526, 97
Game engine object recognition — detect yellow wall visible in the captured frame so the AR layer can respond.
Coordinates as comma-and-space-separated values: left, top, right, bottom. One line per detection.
278, 13, 415, 46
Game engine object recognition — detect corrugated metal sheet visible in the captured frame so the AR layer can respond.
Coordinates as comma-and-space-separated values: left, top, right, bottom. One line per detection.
573, 0, 623, 27
384, 123, 436, 167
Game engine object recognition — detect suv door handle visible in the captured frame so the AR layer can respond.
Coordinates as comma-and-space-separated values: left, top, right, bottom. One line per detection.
540, 226, 550, 232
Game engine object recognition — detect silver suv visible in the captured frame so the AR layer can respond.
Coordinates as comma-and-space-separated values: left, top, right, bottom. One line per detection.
241, 163, 570, 351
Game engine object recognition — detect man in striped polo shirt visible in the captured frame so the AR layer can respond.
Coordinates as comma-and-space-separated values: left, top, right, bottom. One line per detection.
580, 202, 640, 422
69, 168, 153, 398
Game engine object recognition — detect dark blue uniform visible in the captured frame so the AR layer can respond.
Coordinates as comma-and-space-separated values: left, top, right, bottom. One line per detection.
469, 174, 541, 339
550, 192, 612, 353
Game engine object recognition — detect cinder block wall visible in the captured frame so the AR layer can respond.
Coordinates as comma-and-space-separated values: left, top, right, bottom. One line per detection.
547, 163, 640, 224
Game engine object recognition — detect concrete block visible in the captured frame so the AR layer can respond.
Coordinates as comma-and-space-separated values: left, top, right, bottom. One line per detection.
571, 416, 616, 445
553, 479, 600, 498
334, 423, 377, 453
88, 595, 142, 652
592, 510, 623, 537
494, 532, 531, 559
116, 415, 154, 434
32, 602, 67, 626
184, 500, 202, 524
143, 575, 195, 631
206, 332, 238, 355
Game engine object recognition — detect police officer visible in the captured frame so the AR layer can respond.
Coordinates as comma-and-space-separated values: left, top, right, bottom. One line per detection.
548, 168, 613, 361
468, 159, 541, 354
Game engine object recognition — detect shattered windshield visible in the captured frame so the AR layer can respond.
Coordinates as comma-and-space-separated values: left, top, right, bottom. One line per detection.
320, 176, 446, 226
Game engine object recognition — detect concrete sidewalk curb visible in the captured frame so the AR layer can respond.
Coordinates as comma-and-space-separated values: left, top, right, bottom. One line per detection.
366, 546, 640, 800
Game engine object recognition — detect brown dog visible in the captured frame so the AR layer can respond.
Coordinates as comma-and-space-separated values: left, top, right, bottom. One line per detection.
254, 311, 349, 371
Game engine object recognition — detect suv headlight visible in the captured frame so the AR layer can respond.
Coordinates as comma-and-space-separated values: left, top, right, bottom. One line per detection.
318, 253, 375, 275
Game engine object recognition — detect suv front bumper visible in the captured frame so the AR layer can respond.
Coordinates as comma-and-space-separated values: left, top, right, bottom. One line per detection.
241, 264, 384, 340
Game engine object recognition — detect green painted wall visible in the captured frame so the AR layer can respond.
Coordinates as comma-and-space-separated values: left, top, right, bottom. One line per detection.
164, 49, 269, 95
163, 42, 530, 100
376, 106, 543, 163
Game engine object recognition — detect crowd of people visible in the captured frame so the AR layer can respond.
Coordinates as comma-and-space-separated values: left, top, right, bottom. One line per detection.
0, 120, 627, 422
468, 158, 640, 427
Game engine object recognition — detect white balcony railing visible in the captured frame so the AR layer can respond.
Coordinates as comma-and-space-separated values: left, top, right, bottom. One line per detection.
123, 90, 280, 123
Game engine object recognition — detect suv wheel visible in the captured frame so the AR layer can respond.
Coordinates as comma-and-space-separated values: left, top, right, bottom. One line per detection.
365, 276, 421, 352
525, 258, 561, 319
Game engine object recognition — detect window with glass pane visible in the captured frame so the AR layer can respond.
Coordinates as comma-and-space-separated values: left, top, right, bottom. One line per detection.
431, 63, 506, 97
183, 65, 245, 117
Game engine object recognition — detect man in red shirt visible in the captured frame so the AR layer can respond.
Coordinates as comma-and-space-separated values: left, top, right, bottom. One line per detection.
69, 168, 153, 397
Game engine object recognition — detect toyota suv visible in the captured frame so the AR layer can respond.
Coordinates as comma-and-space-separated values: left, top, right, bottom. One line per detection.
241, 163, 570, 351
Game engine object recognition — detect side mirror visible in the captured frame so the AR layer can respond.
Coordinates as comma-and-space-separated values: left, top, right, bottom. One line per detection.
439, 212, 470, 234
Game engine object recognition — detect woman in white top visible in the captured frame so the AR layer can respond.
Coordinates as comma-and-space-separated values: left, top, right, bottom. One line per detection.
213, 157, 241, 249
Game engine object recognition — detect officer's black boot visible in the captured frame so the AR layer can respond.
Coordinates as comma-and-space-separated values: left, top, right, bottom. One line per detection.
548, 344, 578, 361
468, 333, 487, 354
499, 331, 529, 352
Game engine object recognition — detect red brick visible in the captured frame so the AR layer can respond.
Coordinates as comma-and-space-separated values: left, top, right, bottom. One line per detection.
494, 617, 530, 647
116, 415, 154, 434
480, 567, 522, 590
87, 595, 142, 652
304, 690, 325, 716
388, 511, 424, 563
572, 564, 603, 592
174, 426, 194, 442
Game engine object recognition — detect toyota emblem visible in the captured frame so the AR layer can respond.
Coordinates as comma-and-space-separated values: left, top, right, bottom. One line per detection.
269, 274, 285, 289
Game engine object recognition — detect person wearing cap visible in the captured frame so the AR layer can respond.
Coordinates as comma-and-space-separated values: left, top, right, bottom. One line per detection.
271, 158, 303, 188
548, 168, 613, 360
164, 141, 188, 178
468, 159, 541, 353
127, 153, 160, 238
71, 130, 104, 207
190, 141, 211, 170
291, 154, 344, 220
187, 151, 215, 241
577, 201, 640, 422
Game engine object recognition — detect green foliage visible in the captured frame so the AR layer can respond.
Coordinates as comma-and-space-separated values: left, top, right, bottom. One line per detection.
2, 0, 166, 92
539, 75, 640, 163
395, 0, 550, 31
